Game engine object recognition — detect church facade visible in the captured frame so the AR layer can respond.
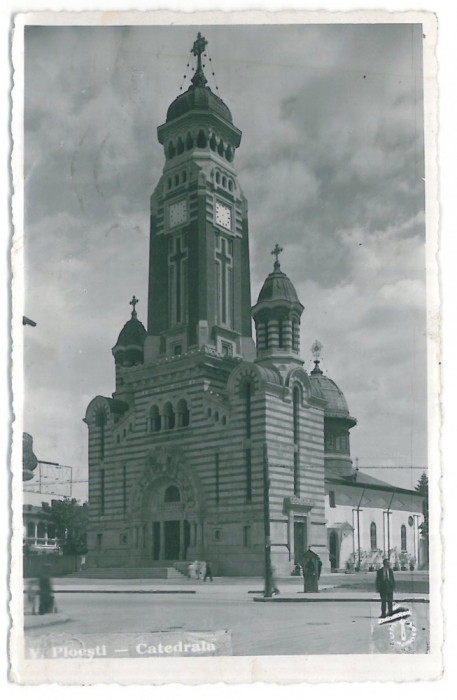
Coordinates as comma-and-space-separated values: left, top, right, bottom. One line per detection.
84, 34, 425, 576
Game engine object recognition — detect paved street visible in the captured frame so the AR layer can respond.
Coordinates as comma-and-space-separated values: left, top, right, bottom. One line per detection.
24, 581, 430, 656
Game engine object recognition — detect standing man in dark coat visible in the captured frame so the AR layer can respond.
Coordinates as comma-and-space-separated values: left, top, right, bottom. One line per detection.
376, 558, 395, 618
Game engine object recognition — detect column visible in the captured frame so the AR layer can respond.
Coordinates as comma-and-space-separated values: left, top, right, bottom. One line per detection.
159, 521, 165, 560
269, 319, 279, 348
283, 318, 292, 351
179, 520, 184, 559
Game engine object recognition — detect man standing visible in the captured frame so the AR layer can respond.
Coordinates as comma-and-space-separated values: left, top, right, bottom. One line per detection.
376, 558, 395, 618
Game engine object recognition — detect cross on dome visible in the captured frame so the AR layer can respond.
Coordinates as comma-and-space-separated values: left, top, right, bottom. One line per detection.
129, 295, 139, 317
191, 32, 208, 88
271, 243, 283, 270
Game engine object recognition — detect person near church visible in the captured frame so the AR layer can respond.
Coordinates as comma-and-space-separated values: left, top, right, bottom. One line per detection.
375, 558, 395, 618
203, 561, 213, 582
266, 564, 280, 596
187, 560, 198, 579
38, 564, 55, 615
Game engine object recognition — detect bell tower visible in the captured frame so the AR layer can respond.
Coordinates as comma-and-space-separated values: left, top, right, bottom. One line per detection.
145, 33, 255, 363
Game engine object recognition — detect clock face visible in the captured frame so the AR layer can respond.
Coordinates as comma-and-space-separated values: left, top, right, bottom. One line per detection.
215, 202, 232, 230
169, 199, 187, 228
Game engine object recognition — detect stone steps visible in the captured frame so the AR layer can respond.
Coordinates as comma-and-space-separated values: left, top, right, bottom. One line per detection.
67, 566, 188, 580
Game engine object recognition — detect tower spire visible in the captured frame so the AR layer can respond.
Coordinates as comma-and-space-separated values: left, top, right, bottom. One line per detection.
191, 32, 208, 88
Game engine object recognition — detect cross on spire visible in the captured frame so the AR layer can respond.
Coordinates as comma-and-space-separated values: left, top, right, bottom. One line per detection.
191, 32, 208, 87
271, 243, 283, 270
129, 295, 139, 316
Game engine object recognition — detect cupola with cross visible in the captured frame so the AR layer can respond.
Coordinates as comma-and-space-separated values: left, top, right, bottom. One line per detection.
251, 244, 305, 364
146, 32, 254, 363
112, 295, 147, 368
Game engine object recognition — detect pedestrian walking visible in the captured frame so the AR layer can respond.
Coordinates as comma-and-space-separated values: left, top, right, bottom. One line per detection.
270, 564, 280, 596
203, 561, 213, 582
375, 558, 395, 618
187, 560, 198, 579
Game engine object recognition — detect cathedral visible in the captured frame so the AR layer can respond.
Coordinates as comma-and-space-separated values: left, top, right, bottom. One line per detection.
84, 34, 425, 576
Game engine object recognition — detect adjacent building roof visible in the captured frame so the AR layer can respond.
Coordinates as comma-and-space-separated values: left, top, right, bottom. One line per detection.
326, 467, 424, 498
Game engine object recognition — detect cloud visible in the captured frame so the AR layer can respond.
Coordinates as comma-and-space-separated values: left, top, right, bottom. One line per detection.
21, 24, 428, 494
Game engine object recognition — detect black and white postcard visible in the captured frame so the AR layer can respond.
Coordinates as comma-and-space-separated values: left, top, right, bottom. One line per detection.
10, 8, 441, 684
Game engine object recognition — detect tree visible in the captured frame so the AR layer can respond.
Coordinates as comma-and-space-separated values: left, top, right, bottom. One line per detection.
42, 498, 88, 555
415, 472, 428, 542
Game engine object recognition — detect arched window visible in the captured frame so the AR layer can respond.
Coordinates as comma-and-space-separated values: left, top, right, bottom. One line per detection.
240, 380, 254, 502
225, 146, 233, 162
162, 402, 175, 430
370, 522, 377, 550
177, 137, 184, 155
186, 132, 193, 150
197, 130, 207, 148
217, 139, 224, 156
240, 380, 253, 439
215, 171, 220, 184
95, 408, 107, 460
164, 485, 181, 503
174, 173, 179, 186
149, 405, 161, 432
222, 175, 227, 188
210, 133, 217, 151
168, 141, 176, 159
228, 179, 233, 192
401, 524, 407, 551
176, 399, 190, 428
293, 385, 301, 496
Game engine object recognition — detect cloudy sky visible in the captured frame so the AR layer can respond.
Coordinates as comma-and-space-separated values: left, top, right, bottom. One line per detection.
22, 21, 427, 502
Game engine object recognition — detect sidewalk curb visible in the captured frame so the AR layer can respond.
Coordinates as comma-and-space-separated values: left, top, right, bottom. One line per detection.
54, 589, 197, 595
24, 614, 70, 630
253, 596, 430, 603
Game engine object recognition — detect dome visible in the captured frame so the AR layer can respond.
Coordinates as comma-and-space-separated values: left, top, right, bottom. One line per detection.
166, 85, 233, 125
256, 267, 301, 306
114, 315, 147, 351
309, 364, 356, 424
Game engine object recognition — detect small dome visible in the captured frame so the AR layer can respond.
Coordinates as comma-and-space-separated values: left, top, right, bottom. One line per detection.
309, 365, 355, 423
112, 302, 147, 367
166, 85, 233, 125
256, 268, 301, 306
114, 315, 147, 350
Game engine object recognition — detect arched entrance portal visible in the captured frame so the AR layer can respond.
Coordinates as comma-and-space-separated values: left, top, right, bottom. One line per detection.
128, 446, 204, 563
150, 482, 192, 561
329, 530, 340, 571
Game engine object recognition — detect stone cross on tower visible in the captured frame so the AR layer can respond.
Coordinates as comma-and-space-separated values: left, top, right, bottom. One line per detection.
130, 295, 139, 317
191, 32, 208, 87
271, 243, 283, 270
